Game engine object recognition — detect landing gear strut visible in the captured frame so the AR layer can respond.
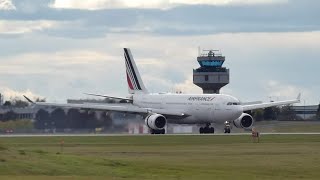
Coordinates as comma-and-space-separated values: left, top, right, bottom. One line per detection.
150, 129, 165, 134
199, 123, 214, 134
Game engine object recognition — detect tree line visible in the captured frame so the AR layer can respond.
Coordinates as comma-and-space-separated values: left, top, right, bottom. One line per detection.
34, 108, 113, 130
251, 105, 312, 121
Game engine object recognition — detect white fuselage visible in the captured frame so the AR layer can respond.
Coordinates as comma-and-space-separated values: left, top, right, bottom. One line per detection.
133, 93, 243, 124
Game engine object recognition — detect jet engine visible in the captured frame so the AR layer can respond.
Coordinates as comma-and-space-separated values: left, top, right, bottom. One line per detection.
145, 114, 166, 130
233, 113, 253, 129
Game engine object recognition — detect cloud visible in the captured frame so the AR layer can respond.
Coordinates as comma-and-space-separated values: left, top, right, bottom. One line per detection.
263, 80, 311, 103
0, 0, 318, 38
0, 50, 119, 75
0, 0, 16, 11
0, 48, 126, 102
174, 77, 202, 94
0, 87, 43, 101
171, 0, 288, 6
49, 0, 287, 10
0, 20, 62, 35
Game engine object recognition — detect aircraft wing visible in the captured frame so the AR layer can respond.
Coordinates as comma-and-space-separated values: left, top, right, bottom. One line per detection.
84, 93, 132, 102
24, 96, 188, 117
242, 94, 301, 111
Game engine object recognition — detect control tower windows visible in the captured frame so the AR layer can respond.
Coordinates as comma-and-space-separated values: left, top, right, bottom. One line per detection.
205, 75, 208, 81
200, 60, 223, 67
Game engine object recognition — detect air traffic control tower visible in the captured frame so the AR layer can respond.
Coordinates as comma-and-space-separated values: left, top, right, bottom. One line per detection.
193, 50, 229, 94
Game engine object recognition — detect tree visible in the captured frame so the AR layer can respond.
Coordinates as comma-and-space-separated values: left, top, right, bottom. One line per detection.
85, 111, 100, 129
12, 99, 29, 108
3, 101, 12, 107
35, 97, 46, 102
50, 108, 67, 129
67, 109, 86, 129
263, 107, 279, 120
278, 105, 297, 121
3, 111, 17, 121
252, 109, 264, 121
35, 109, 50, 129
101, 112, 113, 128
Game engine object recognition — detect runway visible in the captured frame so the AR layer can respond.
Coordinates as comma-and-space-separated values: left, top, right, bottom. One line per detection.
1, 132, 320, 137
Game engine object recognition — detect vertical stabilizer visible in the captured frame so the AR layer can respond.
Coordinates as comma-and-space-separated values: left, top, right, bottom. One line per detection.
124, 48, 148, 94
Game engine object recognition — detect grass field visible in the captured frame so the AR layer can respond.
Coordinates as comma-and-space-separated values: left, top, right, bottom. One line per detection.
0, 135, 320, 180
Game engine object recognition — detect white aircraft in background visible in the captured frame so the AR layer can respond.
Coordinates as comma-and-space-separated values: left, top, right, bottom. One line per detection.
24, 48, 300, 134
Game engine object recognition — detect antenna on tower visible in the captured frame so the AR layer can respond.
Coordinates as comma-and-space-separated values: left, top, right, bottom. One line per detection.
198, 46, 201, 57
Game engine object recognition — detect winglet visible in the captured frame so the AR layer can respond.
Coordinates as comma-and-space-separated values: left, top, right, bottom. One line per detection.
297, 93, 301, 102
23, 95, 35, 104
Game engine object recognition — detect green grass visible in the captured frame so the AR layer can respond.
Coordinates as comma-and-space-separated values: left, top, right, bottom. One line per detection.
0, 135, 320, 179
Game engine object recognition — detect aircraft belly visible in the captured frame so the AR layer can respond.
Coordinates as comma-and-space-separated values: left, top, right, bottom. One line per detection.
167, 116, 199, 124
153, 115, 213, 124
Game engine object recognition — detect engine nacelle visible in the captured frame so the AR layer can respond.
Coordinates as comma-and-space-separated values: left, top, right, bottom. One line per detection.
233, 113, 254, 129
145, 114, 166, 130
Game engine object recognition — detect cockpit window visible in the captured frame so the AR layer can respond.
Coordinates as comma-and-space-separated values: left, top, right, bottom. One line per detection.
227, 102, 240, 105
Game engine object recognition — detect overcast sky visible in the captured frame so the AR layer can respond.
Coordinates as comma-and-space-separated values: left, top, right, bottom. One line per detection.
0, 0, 319, 105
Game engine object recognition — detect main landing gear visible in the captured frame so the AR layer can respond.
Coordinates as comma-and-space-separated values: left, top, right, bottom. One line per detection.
150, 129, 165, 134
199, 123, 214, 134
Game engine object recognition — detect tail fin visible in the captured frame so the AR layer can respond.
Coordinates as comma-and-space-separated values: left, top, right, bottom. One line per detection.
124, 48, 148, 94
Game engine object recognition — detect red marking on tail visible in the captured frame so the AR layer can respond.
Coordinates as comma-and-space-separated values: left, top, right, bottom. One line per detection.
126, 73, 134, 90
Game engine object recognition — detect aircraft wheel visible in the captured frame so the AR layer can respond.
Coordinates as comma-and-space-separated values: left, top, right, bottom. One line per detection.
224, 128, 230, 133
150, 129, 165, 134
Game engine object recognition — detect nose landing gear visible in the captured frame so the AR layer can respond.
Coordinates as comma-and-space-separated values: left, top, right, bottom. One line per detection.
224, 121, 231, 133
199, 123, 214, 134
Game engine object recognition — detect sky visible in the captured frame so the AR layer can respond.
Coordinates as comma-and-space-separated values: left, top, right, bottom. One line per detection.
0, 0, 319, 105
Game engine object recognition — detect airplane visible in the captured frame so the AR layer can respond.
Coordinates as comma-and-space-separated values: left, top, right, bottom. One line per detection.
24, 48, 301, 134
